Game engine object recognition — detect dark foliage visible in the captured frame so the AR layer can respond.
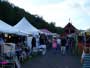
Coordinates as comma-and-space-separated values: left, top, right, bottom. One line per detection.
0, 1, 64, 34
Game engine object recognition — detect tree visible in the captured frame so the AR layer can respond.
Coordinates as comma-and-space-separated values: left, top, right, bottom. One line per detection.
0, 1, 64, 34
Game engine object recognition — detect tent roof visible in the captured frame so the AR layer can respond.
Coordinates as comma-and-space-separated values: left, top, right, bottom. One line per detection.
14, 17, 40, 35
0, 20, 13, 33
0, 20, 27, 36
40, 29, 53, 35
40, 29, 52, 33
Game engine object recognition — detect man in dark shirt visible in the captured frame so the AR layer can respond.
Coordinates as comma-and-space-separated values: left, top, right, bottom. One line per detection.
31, 37, 36, 48
61, 37, 66, 55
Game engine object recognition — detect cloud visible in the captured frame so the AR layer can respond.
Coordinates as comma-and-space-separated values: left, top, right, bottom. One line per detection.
8, 0, 90, 30
30, 0, 64, 5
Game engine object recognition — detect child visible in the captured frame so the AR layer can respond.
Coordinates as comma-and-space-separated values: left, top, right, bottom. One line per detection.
81, 46, 90, 68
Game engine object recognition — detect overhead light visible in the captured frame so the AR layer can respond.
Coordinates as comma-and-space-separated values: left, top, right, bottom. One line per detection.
9, 36, 11, 39
5, 34, 8, 37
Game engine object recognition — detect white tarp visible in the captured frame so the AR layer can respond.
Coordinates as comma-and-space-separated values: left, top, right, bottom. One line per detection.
0, 20, 15, 33
13, 17, 40, 35
0, 20, 27, 36
26, 36, 33, 49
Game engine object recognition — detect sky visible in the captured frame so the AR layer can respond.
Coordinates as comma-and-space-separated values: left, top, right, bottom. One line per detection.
8, 0, 90, 30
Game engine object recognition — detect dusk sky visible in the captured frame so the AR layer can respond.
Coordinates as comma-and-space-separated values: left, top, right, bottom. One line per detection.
8, 0, 90, 30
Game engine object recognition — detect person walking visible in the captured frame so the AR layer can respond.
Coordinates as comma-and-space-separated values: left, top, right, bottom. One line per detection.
70, 38, 75, 55
66, 37, 70, 54
52, 37, 57, 54
61, 37, 66, 55
56, 37, 61, 52
39, 34, 47, 55
31, 37, 37, 54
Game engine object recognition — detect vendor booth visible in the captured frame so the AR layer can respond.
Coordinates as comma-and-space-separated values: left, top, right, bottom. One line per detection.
78, 30, 90, 55
13, 17, 40, 54
0, 20, 27, 68
13, 17, 40, 35
0, 42, 21, 68
85, 30, 90, 48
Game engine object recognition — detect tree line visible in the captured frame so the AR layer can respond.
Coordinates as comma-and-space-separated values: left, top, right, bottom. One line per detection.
0, 1, 64, 34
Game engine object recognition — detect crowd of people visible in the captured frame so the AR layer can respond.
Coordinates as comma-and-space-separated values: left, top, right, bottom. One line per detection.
0, 33, 90, 68
52, 36, 76, 55
52, 36, 90, 68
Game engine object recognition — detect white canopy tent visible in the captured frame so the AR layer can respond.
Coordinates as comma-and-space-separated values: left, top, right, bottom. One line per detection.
13, 17, 41, 49
0, 20, 27, 36
8, 28, 28, 36
0, 20, 15, 33
13, 17, 40, 36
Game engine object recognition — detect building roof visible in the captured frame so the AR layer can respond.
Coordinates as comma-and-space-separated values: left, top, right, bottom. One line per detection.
64, 22, 77, 30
